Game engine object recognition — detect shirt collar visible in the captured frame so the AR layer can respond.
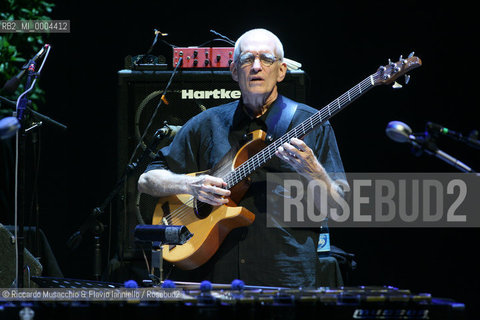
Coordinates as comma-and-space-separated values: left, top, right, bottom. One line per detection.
232, 94, 285, 127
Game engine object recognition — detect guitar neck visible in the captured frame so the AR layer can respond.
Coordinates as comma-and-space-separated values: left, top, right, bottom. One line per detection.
225, 75, 375, 188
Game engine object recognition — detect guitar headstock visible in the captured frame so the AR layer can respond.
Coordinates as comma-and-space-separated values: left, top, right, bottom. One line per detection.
372, 52, 422, 87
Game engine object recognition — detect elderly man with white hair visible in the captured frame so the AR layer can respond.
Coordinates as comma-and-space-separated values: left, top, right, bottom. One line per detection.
138, 28, 346, 288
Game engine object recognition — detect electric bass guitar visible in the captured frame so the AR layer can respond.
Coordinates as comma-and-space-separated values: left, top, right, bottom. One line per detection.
152, 54, 422, 270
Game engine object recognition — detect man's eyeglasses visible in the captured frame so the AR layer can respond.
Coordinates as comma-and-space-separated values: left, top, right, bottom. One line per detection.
237, 52, 280, 67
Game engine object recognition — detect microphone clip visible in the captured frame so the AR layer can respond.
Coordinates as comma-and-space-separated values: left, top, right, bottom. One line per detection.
408, 133, 437, 157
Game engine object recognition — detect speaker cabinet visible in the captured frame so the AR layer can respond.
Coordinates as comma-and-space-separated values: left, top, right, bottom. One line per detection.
116, 69, 307, 259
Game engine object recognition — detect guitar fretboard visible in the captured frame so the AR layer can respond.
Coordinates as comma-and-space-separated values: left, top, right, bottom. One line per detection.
224, 75, 375, 188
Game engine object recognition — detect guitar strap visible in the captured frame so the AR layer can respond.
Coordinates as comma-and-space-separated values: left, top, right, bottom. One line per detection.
265, 95, 298, 141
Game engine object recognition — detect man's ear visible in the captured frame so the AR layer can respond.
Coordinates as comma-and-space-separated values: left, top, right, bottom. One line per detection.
230, 61, 238, 82
277, 62, 287, 83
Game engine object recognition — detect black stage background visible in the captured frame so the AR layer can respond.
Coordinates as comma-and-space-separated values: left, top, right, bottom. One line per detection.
1, 1, 479, 318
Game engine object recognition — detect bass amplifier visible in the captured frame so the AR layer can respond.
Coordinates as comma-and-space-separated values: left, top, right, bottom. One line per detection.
116, 69, 308, 261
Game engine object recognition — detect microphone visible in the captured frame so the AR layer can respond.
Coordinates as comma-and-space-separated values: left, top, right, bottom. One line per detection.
134, 224, 193, 245
138, 124, 182, 161
385, 120, 418, 144
386, 120, 475, 173
1, 44, 48, 95
155, 125, 182, 138
426, 121, 480, 149
426, 122, 463, 138
0, 116, 20, 139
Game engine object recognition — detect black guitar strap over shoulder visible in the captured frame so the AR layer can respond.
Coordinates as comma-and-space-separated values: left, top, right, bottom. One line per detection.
265, 95, 298, 141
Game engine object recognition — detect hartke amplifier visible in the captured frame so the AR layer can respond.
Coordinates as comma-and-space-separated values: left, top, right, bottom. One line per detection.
116, 69, 307, 260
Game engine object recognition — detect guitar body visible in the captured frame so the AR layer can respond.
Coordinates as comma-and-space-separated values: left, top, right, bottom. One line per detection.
152, 130, 267, 270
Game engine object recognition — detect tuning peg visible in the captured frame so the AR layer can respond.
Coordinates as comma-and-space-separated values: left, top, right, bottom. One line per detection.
405, 74, 411, 84
392, 81, 403, 89
408, 51, 415, 58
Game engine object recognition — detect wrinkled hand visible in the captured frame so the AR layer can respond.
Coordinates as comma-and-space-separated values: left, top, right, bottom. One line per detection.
275, 138, 323, 177
188, 174, 231, 206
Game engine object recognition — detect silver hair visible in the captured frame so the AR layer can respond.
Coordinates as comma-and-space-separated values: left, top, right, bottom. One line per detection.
233, 28, 284, 62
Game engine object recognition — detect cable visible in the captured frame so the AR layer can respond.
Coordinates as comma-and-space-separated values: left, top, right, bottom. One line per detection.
197, 38, 235, 47
209, 30, 235, 45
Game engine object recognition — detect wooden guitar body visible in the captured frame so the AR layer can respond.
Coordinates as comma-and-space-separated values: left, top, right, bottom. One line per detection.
152, 130, 267, 270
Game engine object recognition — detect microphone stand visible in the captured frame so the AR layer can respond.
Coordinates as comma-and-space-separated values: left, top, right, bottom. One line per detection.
65, 124, 178, 280
13, 44, 52, 288
411, 134, 477, 173
66, 57, 183, 280
0, 96, 67, 131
